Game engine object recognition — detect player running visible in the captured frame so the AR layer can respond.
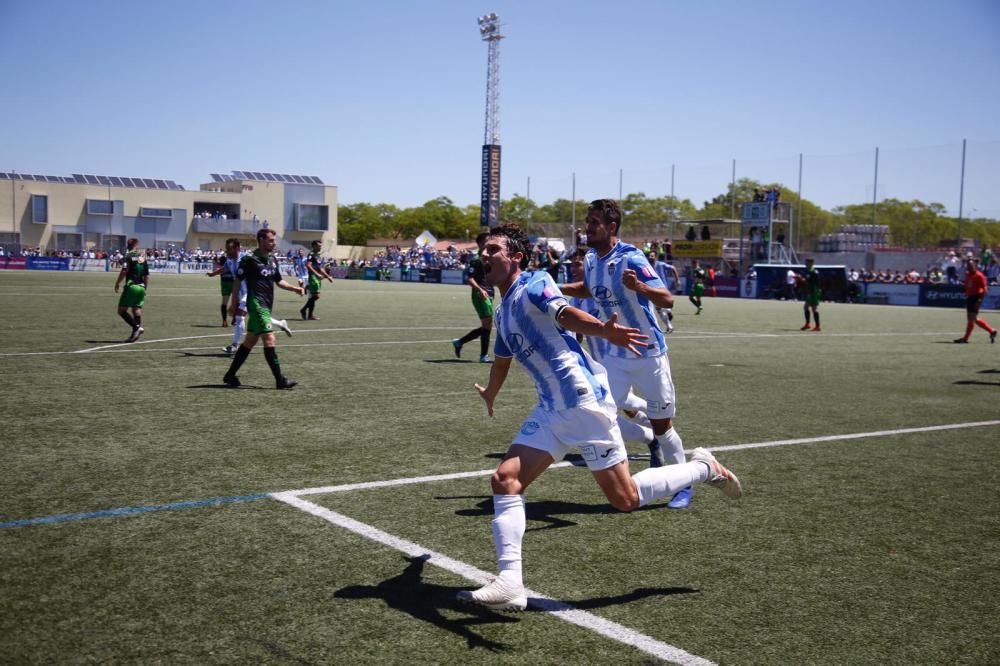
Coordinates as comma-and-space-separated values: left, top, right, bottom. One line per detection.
456, 223, 741, 611
452, 231, 494, 363
954, 257, 997, 344
293, 248, 309, 290
113, 238, 149, 343
222, 229, 303, 389
647, 250, 679, 333
689, 259, 706, 315
206, 249, 236, 326
299, 241, 334, 321
218, 238, 248, 354
562, 199, 694, 509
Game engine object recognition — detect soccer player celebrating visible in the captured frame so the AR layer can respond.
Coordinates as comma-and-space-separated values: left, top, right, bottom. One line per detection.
113, 238, 149, 343
223, 229, 304, 389
452, 231, 494, 363
801, 258, 822, 332
562, 200, 694, 509
299, 241, 334, 321
206, 248, 236, 326
954, 257, 997, 344
457, 223, 741, 611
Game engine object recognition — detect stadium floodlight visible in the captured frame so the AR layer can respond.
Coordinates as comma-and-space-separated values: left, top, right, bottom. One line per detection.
477, 12, 504, 228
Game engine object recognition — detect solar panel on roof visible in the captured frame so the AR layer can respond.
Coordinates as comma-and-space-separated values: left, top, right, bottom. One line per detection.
72, 174, 86, 184
312, 176, 325, 185
142, 178, 156, 188
0, 173, 8, 180
248, 172, 262, 181
294, 175, 309, 184
97, 176, 110, 185
134, 178, 147, 188
62, 177, 75, 183
154, 179, 167, 189
262, 173, 277, 182
210, 174, 223, 183
83, 174, 98, 185
221, 175, 233, 182
109, 177, 123, 187
279, 174, 292, 183
165, 180, 179, 189
45, 175, 60, 183
230, 171, 243, 179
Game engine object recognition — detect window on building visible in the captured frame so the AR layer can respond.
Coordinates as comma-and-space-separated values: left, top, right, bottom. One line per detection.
31, 195, 48, 223
55, 233, 82, 251
140, 207, 173, 218
295, 204, 328, 231
87, 199, 114, 215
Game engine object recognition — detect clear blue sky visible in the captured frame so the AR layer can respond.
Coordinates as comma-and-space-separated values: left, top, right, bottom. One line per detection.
2, 0, 998, 216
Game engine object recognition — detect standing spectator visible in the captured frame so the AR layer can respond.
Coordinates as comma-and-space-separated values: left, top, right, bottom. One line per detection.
953, 258, 997, 344
685, 225, 697, 241
785, 268, 798, 301
700, 225, 711, 241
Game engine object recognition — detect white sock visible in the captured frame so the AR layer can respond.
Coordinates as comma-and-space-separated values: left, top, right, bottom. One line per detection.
621, 391, 647, 413
491, 494, 525, 586
231, 315, 245, 346
655, 427, 686, 466
632, 462, 710, 507
617, 415, 653, 444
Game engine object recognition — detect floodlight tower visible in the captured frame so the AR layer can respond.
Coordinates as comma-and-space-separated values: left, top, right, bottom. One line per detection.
478, 12, 504, 228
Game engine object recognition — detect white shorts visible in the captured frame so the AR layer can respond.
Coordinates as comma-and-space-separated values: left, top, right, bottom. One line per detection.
602, 353, 676, 419
511, 398, 627, 472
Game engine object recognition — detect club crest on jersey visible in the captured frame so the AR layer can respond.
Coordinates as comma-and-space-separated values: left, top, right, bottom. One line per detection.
520, 421, 540, 436
607, 260, 619, 276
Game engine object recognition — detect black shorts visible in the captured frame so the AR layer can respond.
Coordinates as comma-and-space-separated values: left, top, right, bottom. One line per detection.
966, 296, 983, 314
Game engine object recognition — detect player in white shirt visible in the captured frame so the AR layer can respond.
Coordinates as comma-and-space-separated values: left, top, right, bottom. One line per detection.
646, 250, 679, 333
562, 199, 694, 509
569, 249, 653, 447
220, 238, 248, 354
457, 223, 742, 611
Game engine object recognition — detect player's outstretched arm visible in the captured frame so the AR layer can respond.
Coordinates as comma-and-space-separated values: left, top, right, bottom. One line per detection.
206, 266, 225, 277
277, 280, 306, 297
475, 356, 512, 417
558, 307, 647, 356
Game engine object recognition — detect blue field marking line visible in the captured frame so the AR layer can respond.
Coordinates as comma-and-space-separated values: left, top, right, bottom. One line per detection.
0, 493, 269, 529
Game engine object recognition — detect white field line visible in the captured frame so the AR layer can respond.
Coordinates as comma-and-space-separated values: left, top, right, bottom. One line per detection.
0, 328, 968, 358
269, 418, 1000, 663
271, 492, 714, 666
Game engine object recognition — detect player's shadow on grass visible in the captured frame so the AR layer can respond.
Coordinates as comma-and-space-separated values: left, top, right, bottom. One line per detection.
335, 554, 516, 653
424, 359, 477, 364
953, 379, 1000, 387
190, 324, 225, 328
443, 495, 658, 532
176, 351, 233, 358
186, 383, 261, 390
84, 339, 130, 344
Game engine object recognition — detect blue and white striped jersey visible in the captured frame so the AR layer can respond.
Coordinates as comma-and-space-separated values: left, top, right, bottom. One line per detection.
494, 271, 609, 412
570, 295, 611, 362
651, 260, 677, 291
583, 242, 667, 359
293, 255, 308, 279
225, 253, 248, 302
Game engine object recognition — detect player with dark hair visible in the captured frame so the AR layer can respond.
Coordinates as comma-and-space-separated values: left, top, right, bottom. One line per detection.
300, 240, 334, 321
954, 257, 997, 344
689, 259, 706, 315
452, 231, 494, 363
456, 222, 741, 611
223, 229, 304, 389
114, 237, 148, 343
561, 199, 695, 509
206, 242, 237, 326
801, 258, 822, 332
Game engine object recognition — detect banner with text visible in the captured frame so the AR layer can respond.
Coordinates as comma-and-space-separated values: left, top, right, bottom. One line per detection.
670, 240, 724, 258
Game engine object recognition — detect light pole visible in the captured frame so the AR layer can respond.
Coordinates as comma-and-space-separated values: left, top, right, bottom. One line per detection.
477, 12, 504, 229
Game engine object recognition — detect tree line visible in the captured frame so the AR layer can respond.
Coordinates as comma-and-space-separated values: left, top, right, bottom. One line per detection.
337, 178, 999, 252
